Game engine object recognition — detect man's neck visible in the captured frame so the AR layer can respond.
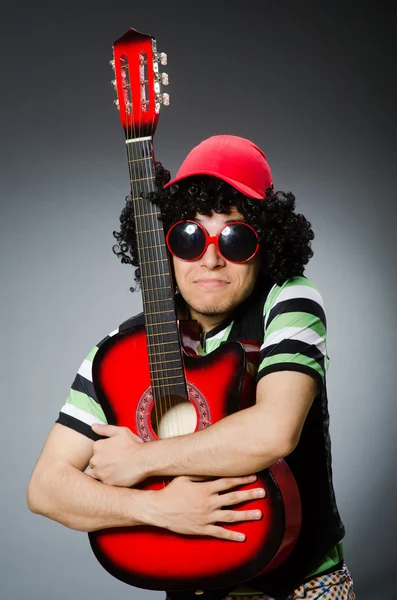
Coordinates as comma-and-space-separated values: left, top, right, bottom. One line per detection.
174, 294, 232, 334
187, 307, 232, 334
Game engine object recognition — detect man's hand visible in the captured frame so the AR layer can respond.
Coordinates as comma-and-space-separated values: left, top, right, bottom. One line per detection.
145, 474, 266, 542
87, 424, 145, 487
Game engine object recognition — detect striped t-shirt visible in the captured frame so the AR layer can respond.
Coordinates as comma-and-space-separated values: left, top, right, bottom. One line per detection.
57, 275, 327, 433
56, 275, 344, 594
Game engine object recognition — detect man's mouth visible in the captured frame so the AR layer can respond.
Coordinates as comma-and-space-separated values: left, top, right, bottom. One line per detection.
193, 279, 231, 287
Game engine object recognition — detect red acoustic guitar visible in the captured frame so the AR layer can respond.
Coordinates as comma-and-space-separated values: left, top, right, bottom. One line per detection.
88, 28, 301, 597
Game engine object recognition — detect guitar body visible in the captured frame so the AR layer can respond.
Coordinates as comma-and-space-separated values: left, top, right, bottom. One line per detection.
89, 323, 301, 591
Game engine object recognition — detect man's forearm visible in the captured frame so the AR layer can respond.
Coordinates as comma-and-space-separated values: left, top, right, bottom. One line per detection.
27, 463, 156, 532
144, 404, 291, 479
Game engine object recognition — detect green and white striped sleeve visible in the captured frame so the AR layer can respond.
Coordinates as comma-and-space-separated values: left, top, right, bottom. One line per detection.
56, 328, 119, 440
258, 276, 330, 393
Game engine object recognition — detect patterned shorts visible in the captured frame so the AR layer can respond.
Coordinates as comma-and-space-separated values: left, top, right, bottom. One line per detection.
226, 563, 355, 600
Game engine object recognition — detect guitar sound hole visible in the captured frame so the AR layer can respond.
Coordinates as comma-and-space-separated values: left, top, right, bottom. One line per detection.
150, 394, 197, 439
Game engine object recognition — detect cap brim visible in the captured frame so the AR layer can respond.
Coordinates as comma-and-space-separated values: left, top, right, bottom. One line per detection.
163, 170, 266, 200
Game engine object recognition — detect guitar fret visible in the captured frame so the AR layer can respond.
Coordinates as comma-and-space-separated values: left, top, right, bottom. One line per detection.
140, 258, 168, 265
148, 349, 181, 356
150, 358, 181, 365
148, 340, 179, 347
140, 270, 169, 279
145, 310, 175, 316
144, 298, 173, 304
141, 273, 170, 281
129, 157, 152, 163
150, 375, 185, 381
125, 136, 152, 144
147, 331, 177, 337
138, 227, 163, 234
141, 243, 168, 250
146, 319, 175, 325
135, 212, 163, 218
131, 177, 155, 182
141, 272, 168, 278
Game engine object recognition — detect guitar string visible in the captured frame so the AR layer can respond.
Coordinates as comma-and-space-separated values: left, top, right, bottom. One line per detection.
143, 134, 178, 444
124, 51, 161, 443
147, 50, 173, 445
147, 45, 180, 444
137, 48, 172, 447
146, 50, 184, 444
133, 53, 164, 444
125, 55, 140, 438
141, 51, 169, 443
141, 138, 165, 440
142, 56, 174, 443
122, 44, 185, 462
154, 51, 186, 442
146, 49, 184, 444
153, 55, 189, 443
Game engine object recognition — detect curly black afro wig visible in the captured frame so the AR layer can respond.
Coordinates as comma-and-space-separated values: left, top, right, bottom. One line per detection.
112, 162, 314, 292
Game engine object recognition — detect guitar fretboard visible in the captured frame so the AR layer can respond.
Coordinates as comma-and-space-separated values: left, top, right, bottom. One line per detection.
127, 138, 187, 401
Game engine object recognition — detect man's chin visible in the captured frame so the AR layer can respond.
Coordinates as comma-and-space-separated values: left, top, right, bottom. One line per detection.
187, 301, 235, 318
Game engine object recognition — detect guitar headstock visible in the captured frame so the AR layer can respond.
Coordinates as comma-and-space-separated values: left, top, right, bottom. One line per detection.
110, 28, 170, 140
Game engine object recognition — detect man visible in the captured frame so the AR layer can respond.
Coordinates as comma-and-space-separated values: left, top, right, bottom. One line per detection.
27, 135, 355, 599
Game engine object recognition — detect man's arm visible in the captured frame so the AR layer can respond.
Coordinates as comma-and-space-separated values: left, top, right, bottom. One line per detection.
27, 424, 153, 531
27, 423, 265, 541
143, 371, 317, 477
91, 370, 318, 483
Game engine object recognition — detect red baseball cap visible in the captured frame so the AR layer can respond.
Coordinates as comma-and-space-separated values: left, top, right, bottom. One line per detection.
163, 135, 273, 200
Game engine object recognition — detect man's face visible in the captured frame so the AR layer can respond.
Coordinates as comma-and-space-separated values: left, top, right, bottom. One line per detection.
172, 207, 261, 330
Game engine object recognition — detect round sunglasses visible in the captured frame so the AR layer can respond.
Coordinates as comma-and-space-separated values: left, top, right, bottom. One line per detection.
166, 220, 259, 264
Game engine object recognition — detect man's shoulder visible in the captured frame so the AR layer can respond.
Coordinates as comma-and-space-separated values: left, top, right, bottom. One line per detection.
232, 275, 323, 333
93, 312, 145, 351
119, 312, 145, 333
240, 275, 318, 310
268, 275, 320, 297
264, 275, 323, 314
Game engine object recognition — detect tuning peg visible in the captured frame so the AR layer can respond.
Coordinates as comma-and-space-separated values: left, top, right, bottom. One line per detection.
155, 93, 170, 106
113, 99, 120, 110
160, 52, 167, 65
154, 72, 169, 86
111, 79, 117, 89
109, 59, 115, 70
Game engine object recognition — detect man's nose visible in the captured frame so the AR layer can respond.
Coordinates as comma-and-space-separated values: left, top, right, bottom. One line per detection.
199, 241, 225, 268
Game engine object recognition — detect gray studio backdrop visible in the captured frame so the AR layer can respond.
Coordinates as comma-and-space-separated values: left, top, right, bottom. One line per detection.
1, 2, 396, 600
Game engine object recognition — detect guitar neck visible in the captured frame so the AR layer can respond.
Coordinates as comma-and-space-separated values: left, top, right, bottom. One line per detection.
128, 139, 187, 400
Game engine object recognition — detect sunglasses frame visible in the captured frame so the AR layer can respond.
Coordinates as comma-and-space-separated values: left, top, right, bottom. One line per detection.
166, 220, 260, 264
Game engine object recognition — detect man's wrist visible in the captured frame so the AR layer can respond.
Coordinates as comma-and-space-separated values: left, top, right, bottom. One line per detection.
140, 439, 166, 479
133, 488, 163, 528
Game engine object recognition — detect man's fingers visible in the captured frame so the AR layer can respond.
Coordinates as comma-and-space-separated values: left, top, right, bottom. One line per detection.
216, 487, 266, 507
91, 423, 122, 437
214, 509, 262, 524
205, 507, 263, 541
188, 475, 217, 483
206, 525, 246, 542
209, 475, 257, 494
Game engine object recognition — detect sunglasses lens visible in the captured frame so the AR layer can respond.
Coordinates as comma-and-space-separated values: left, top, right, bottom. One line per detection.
167, 222, 206, 260
219, 223, 258, 262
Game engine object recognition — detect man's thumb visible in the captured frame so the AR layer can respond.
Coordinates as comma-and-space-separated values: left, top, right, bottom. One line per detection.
91, 423, 119, 436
